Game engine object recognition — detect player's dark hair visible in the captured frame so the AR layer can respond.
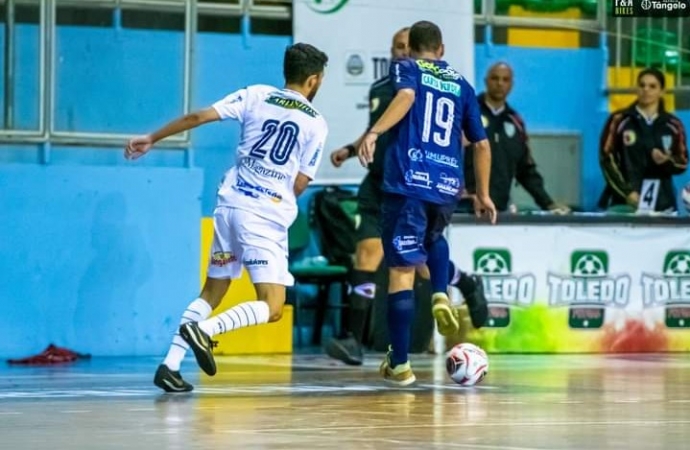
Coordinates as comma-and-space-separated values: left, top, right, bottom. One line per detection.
284, 43, 328, 85
638, 67, 665, 89
409, 21, 443, 53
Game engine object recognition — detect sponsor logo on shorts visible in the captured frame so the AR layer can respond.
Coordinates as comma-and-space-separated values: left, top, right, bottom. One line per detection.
211, 252, 237, 267
244, 258, 269, 266
393, 235, 420, 255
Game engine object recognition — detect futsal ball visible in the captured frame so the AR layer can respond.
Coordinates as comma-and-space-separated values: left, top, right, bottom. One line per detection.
681, 182, 690, 212
446, 343, 489, 386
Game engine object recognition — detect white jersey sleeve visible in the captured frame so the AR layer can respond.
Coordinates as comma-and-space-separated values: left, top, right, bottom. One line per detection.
212, 88, 249, 122
299, 118, 328, 180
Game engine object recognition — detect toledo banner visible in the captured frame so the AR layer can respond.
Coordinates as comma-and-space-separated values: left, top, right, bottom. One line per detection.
293, 0, 475, 184
448, 224, 690, 353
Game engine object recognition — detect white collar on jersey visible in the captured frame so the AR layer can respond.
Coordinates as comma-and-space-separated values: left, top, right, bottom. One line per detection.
484, 99, 506, 116
635, 105, 659, 125
281, 88, 309, 101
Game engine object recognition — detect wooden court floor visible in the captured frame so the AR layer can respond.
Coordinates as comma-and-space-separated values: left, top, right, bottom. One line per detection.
1, 352, 689, 449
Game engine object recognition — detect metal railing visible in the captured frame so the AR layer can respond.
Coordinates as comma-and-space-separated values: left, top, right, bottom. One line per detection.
0, 0, 291, 149
608, 15, 690, 94
3, 0, 689, 148
474, 0, 604, 33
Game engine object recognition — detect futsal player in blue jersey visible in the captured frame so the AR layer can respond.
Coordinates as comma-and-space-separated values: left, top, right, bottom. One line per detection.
358, 20, 496, 385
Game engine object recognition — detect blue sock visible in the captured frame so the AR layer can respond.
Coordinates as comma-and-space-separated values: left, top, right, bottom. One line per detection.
426, 236, 450, 294
387, 290, 415, 367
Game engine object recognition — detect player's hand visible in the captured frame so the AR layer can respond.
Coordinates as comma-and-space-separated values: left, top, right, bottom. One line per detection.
125, 135, 154, 160
626, 191, 640, 207
651, 148, 670, 165
474, 194, 497, 224
330, 148, 350, 168
357, 132, 377, 168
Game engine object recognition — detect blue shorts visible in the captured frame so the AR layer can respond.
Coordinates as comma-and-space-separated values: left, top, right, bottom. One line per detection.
380, 193, 455, 268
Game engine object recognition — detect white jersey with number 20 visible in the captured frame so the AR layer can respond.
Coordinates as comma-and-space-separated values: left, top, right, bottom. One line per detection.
212, 84, 328, 228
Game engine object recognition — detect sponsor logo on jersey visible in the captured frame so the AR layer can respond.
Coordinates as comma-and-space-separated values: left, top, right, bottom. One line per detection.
404, 170, 433, 189
406, 148, 458, 168
240, 157, 286, 180
436, 172, 460, 195
415, 60, 462, 81
235, 176, 283, 203
309, 147, 322, 167
266, 95, 318, 117
421, 73, 461, 96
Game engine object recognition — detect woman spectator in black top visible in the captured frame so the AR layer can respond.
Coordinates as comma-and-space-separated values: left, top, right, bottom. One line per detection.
599, 68, 688, 212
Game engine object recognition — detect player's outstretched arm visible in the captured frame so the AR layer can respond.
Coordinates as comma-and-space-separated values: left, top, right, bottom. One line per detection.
357, 89, 415, 167
473, 139, 497, 224
124, 107, 221, 160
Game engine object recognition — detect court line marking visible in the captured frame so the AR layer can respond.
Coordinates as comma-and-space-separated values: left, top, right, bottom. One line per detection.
219, 419, 690, 434
381, 439, 542, 450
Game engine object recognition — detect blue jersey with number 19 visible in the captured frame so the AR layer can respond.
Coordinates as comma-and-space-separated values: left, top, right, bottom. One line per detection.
382, 58, 485, 205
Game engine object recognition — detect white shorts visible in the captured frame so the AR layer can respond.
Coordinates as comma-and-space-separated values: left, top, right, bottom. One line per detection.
207, 206, 294, 286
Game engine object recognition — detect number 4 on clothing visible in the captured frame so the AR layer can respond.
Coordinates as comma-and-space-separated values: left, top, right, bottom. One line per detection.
638, 179, 660, 213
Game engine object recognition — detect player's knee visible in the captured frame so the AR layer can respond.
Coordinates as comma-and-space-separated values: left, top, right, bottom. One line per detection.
355, 239, 384, 270
200, 277, 231, 309
268, 305, 283, 322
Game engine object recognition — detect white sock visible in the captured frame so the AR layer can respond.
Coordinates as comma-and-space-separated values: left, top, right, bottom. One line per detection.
198, 301, 270, 337
163, 298, 213, 371
449, 267, 461, 286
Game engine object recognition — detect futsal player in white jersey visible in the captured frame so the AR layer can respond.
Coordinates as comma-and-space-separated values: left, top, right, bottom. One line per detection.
124, 43, 329, 392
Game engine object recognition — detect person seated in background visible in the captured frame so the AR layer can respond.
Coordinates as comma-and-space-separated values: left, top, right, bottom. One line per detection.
463, 62, 569, 214
598, 67, 688, 213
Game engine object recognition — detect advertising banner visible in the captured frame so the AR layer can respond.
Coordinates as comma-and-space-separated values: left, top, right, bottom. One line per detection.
449, 224, 690, 353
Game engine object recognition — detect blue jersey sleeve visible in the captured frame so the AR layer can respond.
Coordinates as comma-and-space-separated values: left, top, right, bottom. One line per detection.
391, 58, 417, 92
461, 83, 487, 143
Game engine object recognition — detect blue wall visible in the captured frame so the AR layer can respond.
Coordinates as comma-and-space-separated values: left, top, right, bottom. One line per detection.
0, 25, 290, 215
0, 164, 202, 358
0, 26, 290, 357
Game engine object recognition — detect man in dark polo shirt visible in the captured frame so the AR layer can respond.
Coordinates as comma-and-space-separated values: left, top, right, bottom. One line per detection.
464, 62, 569, 214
